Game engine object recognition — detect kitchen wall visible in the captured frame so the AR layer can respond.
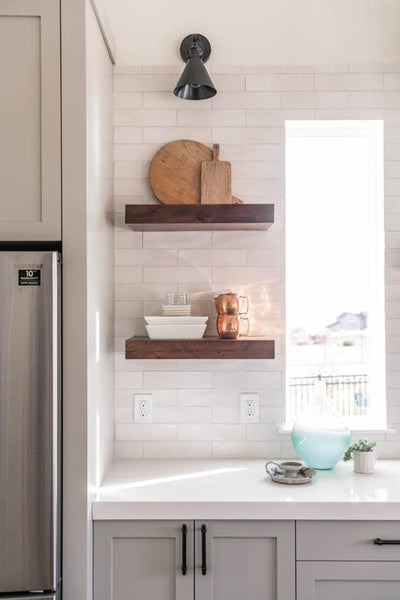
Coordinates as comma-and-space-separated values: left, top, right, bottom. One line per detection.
102, 0, 400, 66
113, 63, 400, 459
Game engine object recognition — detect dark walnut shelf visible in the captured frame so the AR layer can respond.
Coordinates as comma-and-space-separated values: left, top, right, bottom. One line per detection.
125, 204, 274, 231
125, 337, 275, 360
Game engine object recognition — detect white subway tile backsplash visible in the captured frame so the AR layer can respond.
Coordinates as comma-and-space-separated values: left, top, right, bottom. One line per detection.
143, 231, 211, 249
212, 441, 280, 458
115, 266, 143, 283
212, 126, 283, 144
114, 109, 176, 126
212, 230, 282, 248
212, 405, 241, 423
351, 91, 400, 108
211, 91, 280, 109
246, 74, 314, 91
282, 91, 350, 108
178, 424, 246, 441
111, 63, 400, 460
114, 74, 176, 92
143, 266, 211, 283
144, 92, 212, 109
143, 442, 212, 459
246, 109, 314, 126
113, 92, 143, 109
212, 265, 280, 284
114, 127, 144, 143
153, 406, 212, 424
144, 371, 212, 389
115, 442, 144, 458
315, 73, 383, 90
144, 126, 212, 144
115, 372, 143, 389
178, 249, 246, 266
115, 248, 177, 266
211, 74, 246, 91
116, 423, 177, 441
212, 371, 282, 389
177, 109, 246, 126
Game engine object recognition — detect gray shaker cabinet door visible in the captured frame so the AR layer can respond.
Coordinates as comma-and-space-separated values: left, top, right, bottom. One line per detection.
94, 520, 194, 600
0, 0, 61, 240
194, 520, 295, 600
297, 561, 400, 600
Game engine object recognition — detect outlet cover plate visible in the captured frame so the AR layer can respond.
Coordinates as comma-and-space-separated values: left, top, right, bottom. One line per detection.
134, 394, 153, 423
240, 393, 260, 423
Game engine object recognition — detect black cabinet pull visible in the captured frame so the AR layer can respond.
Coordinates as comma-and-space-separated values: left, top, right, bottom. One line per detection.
201, 524, 207, 575
181, 524, 188, 575
374, 537, 400, 545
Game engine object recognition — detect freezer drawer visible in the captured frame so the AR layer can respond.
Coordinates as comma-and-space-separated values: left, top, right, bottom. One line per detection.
1, 596, 58, 600
0, 252, 61, 593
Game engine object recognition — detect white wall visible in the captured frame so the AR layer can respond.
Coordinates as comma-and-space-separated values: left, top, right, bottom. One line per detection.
86, 0, 114, 494
62, 1, 114, 599
113, 64, 400, 459
102, 0, 400, 66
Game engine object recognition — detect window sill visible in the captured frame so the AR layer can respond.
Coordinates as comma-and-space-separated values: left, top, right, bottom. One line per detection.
278, 426, 397, 435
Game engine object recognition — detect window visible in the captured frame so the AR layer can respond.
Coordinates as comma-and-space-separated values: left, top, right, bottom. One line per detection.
285, 121, 385, 429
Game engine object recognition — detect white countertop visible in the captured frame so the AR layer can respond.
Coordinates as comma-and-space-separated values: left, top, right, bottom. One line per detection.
92, 459, 400, 520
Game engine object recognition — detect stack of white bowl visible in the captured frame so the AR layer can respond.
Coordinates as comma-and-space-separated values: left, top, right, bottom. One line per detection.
144, 316, 208, 340
161, 304, 191, 316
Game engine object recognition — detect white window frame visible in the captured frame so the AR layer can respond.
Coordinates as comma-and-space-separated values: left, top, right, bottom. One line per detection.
285, 120, 386, 430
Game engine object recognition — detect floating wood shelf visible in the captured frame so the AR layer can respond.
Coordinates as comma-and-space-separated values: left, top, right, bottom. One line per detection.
125, 337, 275, 360
125, 204, 274, 231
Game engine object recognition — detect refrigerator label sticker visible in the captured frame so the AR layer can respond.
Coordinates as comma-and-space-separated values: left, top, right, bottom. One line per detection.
18, 269, 41, 286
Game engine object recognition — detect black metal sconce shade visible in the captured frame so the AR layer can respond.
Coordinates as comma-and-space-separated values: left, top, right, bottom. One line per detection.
174, 34, 217, 101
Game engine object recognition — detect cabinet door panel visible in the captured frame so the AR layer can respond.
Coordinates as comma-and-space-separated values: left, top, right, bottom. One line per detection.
297, 520, 400, 561
297, 561, 400, 600
0, 0, 60, 240
195, 520, 295, 600
94, 520, 193, 600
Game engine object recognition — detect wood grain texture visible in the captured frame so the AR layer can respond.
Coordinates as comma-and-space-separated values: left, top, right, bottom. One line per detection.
125, 204, 274, 231
125, 337, 275, 359
201, 143, 232, 204
148, 140, 241, 205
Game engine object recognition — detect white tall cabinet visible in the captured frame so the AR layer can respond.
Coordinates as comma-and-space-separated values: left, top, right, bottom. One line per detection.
0, 0, 61, 240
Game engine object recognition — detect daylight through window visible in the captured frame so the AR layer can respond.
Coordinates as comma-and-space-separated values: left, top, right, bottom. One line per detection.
285, 120, 385, 429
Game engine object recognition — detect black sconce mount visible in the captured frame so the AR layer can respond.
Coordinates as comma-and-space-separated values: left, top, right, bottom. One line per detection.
174, 34, 217, 101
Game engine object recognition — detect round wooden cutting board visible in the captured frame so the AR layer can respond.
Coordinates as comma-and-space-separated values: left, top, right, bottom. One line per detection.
149, 140, 241, 204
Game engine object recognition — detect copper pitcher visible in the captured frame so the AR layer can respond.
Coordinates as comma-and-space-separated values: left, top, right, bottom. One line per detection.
214, 293, 249, 315
217, 315, 249, 339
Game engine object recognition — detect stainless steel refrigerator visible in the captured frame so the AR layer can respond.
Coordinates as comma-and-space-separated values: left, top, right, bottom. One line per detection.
0, 251, 61, 599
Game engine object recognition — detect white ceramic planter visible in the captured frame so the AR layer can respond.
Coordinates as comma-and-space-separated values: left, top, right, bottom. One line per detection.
353, 449, 377, 474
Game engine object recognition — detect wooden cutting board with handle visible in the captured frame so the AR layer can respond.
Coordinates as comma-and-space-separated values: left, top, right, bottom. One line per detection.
149, 140, 242, 204
201, 143, 232, 204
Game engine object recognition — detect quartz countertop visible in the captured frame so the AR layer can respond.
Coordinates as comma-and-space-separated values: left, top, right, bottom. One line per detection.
92, 459, 400, 520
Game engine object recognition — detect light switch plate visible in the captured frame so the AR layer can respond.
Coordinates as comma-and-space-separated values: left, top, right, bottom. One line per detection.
134, 394, 153, 423
240, 393, 260, 423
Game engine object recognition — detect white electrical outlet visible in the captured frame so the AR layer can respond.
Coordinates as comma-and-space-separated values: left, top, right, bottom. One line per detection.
240, 393, 260, 423
134, 394, 153, 423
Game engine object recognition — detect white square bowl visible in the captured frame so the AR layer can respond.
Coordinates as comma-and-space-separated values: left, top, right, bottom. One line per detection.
145, 324, 207, 340
144, 316, 208, 325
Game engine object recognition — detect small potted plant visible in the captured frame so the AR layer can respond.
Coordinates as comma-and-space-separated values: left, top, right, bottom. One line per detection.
343, 438, 377, 474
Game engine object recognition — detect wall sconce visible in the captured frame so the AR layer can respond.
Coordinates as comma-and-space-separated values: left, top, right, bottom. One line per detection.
174, 34, 217, 100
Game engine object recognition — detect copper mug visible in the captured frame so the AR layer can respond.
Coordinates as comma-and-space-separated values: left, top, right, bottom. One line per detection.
217, 315, 249, 339
214, 293, 249, 315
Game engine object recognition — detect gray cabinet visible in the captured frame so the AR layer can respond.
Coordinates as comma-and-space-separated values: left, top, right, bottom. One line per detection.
94, 520, 295, 600
94, 520, 194, 600
0, 0, 61, 240
297, 521, 400, 600
195, 520, 295, 600
297, 561, 400, 600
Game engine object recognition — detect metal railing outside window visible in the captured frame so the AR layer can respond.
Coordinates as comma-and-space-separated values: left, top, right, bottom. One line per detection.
288, 374, 368, 420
